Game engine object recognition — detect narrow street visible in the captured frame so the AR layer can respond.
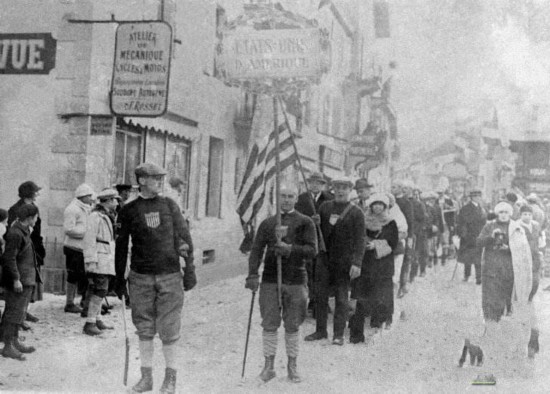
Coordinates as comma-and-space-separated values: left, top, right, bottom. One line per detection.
1, 258, 549, 393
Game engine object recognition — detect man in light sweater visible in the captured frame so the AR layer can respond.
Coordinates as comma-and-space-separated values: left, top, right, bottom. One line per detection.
63, 183, 94, 314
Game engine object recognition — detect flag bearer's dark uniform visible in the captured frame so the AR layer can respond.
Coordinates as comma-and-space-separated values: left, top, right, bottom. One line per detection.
246, 210, 317, 383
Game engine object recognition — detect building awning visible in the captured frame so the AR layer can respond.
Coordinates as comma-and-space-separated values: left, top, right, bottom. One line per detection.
123, 111, 199, 139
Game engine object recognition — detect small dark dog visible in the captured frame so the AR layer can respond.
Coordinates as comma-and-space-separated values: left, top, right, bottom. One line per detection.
459, 338, 483, 367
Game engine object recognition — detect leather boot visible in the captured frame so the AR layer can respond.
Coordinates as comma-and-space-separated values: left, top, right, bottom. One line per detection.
287, 357, 301, 383
83, 322, 102, 336
14, 326, 35, 353
159, 367, 177, 394
528, 329, 540, 359
132, 367, 153, 393
96, 320, 114, 330
259, 355, 276, 382
2, 323, 25, 361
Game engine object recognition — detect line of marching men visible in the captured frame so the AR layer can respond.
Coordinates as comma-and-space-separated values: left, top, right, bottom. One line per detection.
244, 172, 547, 383
244, 173, 463, 383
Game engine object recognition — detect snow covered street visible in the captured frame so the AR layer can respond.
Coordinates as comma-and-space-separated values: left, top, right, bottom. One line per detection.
1, 258, 550, 393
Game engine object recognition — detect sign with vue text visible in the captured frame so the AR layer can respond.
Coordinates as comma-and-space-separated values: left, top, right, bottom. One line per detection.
221, 28, 321, 80
0, 33, 56, 74
111, 22, 172, 117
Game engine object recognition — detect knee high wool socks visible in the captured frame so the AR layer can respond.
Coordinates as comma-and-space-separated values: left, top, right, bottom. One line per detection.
86, 295, 102, 324
285, 331, 299, 358
162, 341, 178, 369
66, 282, 77, 305
262, 330, 278, 357
139, 340, 154, 368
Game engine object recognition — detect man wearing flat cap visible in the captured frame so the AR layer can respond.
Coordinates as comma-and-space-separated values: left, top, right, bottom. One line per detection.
295, 171, 333, 314
305, 176, 366, 346
82, 188, 120, 336
457, 189, 487, 284
115, 162, 195, 394
115, 184, 133, 208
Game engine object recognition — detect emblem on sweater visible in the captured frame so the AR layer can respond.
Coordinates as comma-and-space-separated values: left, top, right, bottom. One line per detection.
144, 212, 160, 228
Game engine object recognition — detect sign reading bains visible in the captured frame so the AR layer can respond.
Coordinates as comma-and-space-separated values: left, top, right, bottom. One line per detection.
111, 22, 172, 117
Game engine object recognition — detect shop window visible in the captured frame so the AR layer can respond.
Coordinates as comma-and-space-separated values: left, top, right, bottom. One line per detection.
206, 137, 225, 217
165, 135, 191, 210
145, 129, 191, 210
114, 128, 143, 185
332, 98, 342, 138
319, 95, 331, 136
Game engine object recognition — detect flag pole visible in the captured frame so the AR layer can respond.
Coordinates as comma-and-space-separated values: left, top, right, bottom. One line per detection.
273, 96, 283, 309
278, 96, 326, 253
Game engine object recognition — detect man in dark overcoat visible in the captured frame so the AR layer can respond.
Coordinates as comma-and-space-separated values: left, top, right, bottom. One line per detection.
295, 171, 333, 313
408, 184, 427, 280
304, 177, 365, 346
457, 189, 487, 284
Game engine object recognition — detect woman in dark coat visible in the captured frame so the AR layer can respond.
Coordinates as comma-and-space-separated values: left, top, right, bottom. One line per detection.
459, 202, 534, 370
350, 193, 398, 343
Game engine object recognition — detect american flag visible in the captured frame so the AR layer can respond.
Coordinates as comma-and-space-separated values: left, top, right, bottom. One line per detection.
236, 101, 297, 233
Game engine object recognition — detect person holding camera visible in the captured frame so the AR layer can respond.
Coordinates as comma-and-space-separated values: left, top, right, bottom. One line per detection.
115, 162, 196, 394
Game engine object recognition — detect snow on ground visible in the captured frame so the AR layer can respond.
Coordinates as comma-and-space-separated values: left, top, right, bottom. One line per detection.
1, 258, 550, 393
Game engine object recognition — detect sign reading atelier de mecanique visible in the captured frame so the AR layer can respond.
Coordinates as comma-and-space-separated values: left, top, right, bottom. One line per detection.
0, 33, 57, 74
110, 22, 172, 117
221, 29, 322, 80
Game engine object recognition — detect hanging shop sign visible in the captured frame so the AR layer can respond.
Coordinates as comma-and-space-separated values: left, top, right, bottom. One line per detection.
221, 29, 322, 80
0, 33, 57, 74
319, 145, 344, 170
442, 161, 468, 179
90, 116, 114, 135
214, 3, 331, 95
110, 22, 172, 117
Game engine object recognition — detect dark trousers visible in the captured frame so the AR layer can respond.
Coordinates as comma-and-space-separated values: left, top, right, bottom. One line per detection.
399, 246, 413, 287
314, 257, 349, 338
2, 286, 34, 325
305, 258, 316, 305
410, 232, 427, 280
464, 261, 481, 282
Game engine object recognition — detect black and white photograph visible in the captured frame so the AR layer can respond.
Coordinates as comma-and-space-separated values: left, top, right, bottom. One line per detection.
1, 0, 550, 392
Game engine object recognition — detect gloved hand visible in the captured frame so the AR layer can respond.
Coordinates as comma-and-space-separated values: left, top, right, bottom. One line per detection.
245, 275, 259, 292
183, 264, 197, 291
349, 265, 361, 280
114, 277, 127, 300
274, 241, 292, 257
178, 243, 190, 258
311, 214, 321, 226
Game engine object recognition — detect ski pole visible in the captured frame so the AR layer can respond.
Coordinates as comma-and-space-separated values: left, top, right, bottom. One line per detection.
121, 295, 130, 386
242, 290, 256, 378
